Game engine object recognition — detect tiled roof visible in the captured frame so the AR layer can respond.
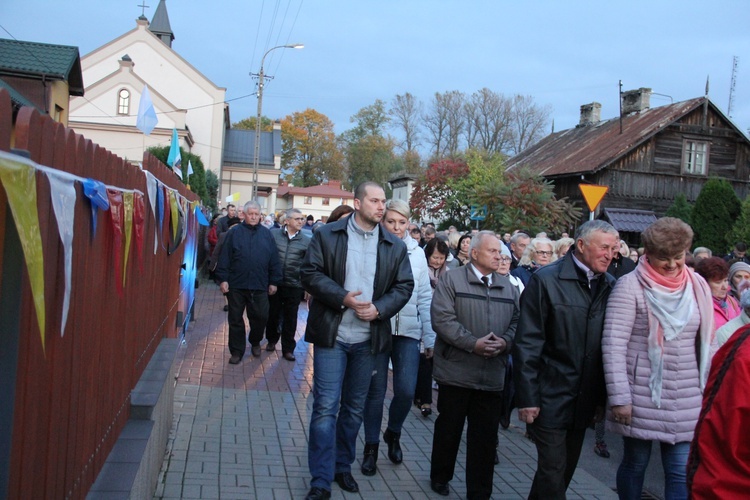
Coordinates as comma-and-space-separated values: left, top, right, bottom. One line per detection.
506, 97, 709, 178
602, 208, 657, 233
0, 38, 83, 95
0, 79, 36, 109
277, 184, 354, 198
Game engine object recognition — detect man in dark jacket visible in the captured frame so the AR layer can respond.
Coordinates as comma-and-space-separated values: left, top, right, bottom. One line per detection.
216, 201, 282, 363
265, 208, 310, 361
429, 231, 519, 499
300, 182, 413, 500
513, 220, 619, 499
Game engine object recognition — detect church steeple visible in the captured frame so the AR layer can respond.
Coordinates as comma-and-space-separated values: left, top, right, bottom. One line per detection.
149, 0, 174, 47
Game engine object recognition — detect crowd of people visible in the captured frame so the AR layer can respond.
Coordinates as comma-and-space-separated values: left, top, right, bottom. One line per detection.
204, 185, 750, 500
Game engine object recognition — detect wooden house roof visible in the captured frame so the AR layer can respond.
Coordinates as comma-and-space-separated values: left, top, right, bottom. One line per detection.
506, 97, 748, 179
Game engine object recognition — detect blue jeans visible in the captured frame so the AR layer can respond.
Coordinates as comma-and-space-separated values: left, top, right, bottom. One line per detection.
308, 340, 375, 490
363, 336, 420, 443
617, 437, 690, 500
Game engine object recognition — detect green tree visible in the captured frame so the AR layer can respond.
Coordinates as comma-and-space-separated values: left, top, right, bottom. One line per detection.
664, 193, 693, 224
147, 146, 209, 208
410, 158, 471, 223
692, 178, 741, 253
342, 100, 400, 188
204, 169, 219, 213
474, 167, 580, 235
281, 109, 345, 187
233, 116, 274, 131
727, 195, 750, 251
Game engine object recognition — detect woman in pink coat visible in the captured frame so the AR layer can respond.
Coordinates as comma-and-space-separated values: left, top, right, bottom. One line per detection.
694, 257, 741, 333
602, 218, 714, 500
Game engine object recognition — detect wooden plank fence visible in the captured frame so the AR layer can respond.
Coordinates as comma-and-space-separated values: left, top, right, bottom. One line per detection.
0, 88, 200, 499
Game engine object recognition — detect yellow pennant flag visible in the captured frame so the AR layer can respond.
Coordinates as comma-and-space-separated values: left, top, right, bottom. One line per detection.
122, 191, 134, 288
0, 154, 46, 351
168, 190, 178, 242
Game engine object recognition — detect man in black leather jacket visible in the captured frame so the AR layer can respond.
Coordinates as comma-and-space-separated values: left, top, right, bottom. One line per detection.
300, 182, 413, 500
513, 220, 619, 499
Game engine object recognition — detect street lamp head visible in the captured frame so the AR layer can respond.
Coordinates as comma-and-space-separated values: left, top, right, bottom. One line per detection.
288, 43, 304, 49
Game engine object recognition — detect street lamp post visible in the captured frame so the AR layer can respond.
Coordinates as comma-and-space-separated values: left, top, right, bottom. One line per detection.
251, 43, 304, 202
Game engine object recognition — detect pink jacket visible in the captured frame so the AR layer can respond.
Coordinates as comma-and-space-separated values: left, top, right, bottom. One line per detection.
602, 272, 705, 443
712, 295, 741, 332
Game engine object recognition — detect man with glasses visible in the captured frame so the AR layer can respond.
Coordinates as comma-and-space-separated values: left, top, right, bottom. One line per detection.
265, 208, 311, 361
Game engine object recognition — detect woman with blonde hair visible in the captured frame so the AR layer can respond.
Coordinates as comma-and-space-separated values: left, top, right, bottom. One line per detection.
511, 237, 554, 286
361, 199, 436, 475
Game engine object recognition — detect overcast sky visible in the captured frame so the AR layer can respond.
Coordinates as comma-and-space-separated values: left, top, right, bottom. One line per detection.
2, 0, 749, 143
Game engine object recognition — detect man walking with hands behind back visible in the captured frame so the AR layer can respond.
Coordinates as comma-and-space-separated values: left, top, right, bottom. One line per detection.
216, 200, 282, 363
513, 220, 619, 499
300, 182, 414, 500
429, 231, 519, 499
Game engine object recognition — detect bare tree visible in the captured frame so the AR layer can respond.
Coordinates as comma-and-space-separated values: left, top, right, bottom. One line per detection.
389, 92, 423, 154
507, 94, 552, 155
423, 92, 450, 159
465, 88, 513, 154
443, 90, 466, 156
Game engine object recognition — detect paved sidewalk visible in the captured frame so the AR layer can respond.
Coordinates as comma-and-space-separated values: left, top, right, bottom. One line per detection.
153, 281, 617, 499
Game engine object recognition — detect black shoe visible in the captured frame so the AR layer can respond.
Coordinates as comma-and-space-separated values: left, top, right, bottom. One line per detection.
251, 345, 261, 357
223, 304, 229, 312
333, 472, 359, 493
361, 443, 378, 476
304, 487, 331, 500
266, 343, 276, 351
494, 448, 500, 465
431, 480, 450, 496
228, 354, 241, 365
383, 428, 402, 464
420, 404, 432, 417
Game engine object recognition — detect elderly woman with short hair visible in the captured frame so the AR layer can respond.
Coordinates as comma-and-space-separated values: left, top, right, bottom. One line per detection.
602, 217, 714, 500
511, 237, 555, 286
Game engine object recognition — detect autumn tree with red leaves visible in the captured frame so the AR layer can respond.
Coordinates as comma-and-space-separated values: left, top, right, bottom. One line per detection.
409, 158, 471, 224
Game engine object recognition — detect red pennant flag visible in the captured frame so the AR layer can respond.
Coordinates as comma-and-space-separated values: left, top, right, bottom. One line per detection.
134, 193, 145, 273
107, 189, 124, 296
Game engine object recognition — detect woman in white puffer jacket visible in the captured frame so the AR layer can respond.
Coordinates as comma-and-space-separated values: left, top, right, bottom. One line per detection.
361, 199, 436, 476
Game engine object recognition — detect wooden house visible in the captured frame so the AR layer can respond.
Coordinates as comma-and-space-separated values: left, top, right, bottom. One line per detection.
506, 88, 750, 236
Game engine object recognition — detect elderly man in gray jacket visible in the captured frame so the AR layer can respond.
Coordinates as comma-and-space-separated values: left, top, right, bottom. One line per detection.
429, 231, 520, 499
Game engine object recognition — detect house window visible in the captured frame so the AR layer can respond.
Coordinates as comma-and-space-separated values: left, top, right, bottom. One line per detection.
322, 197, 330, 206
118, 89, 130, 115
682, 140, 708, 175
304, 196, 312, 205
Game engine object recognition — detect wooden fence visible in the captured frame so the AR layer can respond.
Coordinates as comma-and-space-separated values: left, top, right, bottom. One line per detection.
0, 88, 200, 499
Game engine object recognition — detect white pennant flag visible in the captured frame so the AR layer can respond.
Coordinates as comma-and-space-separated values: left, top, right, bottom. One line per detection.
46, 170, 76, 336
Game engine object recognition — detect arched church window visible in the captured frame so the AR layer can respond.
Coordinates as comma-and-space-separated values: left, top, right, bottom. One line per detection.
118, 89, 130, 115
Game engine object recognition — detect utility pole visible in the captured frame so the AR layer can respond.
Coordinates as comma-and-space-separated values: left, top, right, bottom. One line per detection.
728, 56, 739, 118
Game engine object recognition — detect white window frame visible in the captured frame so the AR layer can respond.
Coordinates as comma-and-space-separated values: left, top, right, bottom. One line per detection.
682, 139, 708, 175
117, 88, 130, 115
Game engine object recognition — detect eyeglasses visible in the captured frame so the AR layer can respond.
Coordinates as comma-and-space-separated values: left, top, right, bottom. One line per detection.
499, 257, 512, 263
536, 250, 553, 256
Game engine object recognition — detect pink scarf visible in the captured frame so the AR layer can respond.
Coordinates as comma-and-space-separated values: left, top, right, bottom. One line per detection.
634, 255, 714, 407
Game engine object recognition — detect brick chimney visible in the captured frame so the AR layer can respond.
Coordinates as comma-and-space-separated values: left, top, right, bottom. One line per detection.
621, 88, 652, 115
578, 102, 601, 127
326, 180, 342, 189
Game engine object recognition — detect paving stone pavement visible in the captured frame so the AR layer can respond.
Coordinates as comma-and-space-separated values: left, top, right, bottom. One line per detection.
153, 280, 617, 499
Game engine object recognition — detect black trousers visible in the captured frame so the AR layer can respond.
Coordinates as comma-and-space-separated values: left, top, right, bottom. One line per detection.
227, 288, 269, 357
413, 353, 433, 404
527, 425, 587, 500
430, 383, 502, 500
265, 286, 304, 354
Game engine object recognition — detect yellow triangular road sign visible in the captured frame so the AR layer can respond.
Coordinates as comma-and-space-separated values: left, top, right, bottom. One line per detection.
579, 184, 608, 212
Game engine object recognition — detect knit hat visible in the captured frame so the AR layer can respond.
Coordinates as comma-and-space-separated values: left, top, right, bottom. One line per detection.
729, 261, 750, 295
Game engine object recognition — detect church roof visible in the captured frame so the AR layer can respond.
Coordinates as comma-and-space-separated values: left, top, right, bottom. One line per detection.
0, 38, 84, 95
149, 0, 175, 45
